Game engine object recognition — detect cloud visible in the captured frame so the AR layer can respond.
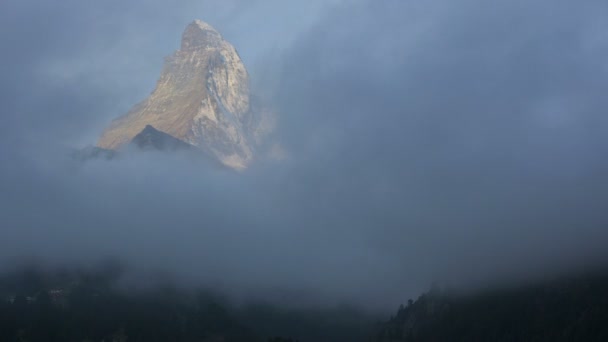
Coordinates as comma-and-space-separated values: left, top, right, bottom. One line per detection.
1, 0, 608, 311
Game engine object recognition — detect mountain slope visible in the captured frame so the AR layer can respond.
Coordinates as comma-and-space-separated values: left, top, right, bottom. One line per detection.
130, 124, 194, 152
71, 146, 117, 161
97, 20, 260, 169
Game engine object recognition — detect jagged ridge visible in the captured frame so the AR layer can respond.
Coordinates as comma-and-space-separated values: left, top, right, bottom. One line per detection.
97, 19, 262, 169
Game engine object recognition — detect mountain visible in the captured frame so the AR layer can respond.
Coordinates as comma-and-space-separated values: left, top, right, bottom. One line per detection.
73, 125, 221, 166
71, 146, 117, 161
130, 124, 194, 152
97, 20, 270, 169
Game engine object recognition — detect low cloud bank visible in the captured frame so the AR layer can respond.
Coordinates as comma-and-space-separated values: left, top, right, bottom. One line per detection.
2, 0, 608, 311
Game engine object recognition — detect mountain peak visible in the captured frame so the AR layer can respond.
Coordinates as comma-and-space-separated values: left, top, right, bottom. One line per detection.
192, 19, 218, 32
98, 19, 272, 170
181, 19, 223, 50
130, 125, 193, 152
141, 124, 158, 133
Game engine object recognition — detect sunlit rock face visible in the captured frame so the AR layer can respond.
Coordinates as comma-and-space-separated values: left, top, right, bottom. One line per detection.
97, 20, 259, 169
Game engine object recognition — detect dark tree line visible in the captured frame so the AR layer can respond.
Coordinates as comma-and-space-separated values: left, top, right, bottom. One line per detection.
377, 272, 608, 341
0, 287, 259, 341
0, 266, 375, 342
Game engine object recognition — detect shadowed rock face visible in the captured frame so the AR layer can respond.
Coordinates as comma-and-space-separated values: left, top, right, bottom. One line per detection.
97, 20, 257, 169
130, 125, 194, 152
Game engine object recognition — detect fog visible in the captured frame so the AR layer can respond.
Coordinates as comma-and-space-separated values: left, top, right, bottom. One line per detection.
1, 0, 608, 311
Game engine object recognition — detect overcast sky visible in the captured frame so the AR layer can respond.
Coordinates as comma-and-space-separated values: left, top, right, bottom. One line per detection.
1, 0, 608, 311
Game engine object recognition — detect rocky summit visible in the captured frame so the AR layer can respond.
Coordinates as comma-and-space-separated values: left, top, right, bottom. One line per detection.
97, 20, 267, 169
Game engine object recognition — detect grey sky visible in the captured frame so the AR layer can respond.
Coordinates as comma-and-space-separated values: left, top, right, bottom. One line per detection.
1, 0, 608, 311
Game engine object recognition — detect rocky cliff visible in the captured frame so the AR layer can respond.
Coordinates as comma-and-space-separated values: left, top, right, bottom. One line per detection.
97, 20, 264, 169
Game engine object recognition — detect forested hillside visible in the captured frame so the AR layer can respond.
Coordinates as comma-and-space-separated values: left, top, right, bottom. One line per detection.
378, 272, 608, 341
